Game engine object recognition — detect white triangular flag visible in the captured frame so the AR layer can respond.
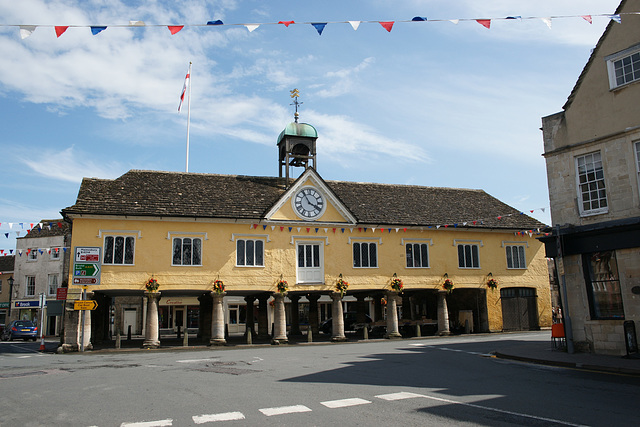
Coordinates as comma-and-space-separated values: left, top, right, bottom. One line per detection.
245, 24, 259, 32
19, 25, 36, 39
541, 17, 552, 28
129, 20, 146, 26
348, 21, 361, 30
449, 19, 459, 25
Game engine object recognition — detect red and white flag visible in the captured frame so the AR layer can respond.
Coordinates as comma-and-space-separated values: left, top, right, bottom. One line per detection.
178, 68, 190, 112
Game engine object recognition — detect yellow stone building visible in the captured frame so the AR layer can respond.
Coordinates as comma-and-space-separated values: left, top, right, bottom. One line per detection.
60, 120, 551, 350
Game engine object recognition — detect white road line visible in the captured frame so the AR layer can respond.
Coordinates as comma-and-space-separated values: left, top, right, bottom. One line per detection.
120, 419, 173, 427
259, 405, 312, 416
376, 392, 425, 401
408, 343, 427, 347
192, 412, 245, 424
416, 393, 587, 427
176, 358, 218, 363
321, 398, 371, 408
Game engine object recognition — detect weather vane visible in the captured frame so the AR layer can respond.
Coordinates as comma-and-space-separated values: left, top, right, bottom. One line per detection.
290, 88, 302, 123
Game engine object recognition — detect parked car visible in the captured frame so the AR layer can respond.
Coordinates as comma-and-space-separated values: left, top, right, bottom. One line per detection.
320, 312, 372, 334
1, 320, 38, 341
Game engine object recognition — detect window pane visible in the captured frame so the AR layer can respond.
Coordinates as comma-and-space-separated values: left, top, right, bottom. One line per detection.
471, 245, 479, 268
458, 245, 465, 268
305, 244, 312, 267
104, 236, 114, 264
237, 240, 245, 266
255, 240, 264, 266
420, 244, 429, 268
506, 246, 513, 268
518, 247, 526, 268
353, 243, 361, 268
124, 237, 135, 264
406, 244, 413, 268
369, 243, 377, 267
586, 251, 624, 319
182, 238, 192, 265
193, 238, 202, 265
362, 243, 370, 268
173, 238, 182, 265
114, 236, 124, 264
246, 240, 254, 266
464, 245, 472, 268
313, 244, 320, 267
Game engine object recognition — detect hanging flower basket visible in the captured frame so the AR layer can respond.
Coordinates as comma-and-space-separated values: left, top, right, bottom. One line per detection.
213, 279, 225, 294
442, 278, 454, 293
486, 278, 498, 291
145, 278, 159, 292
276, 279, 288, 293
335, 274, 349, 297
390, 273, 404, 292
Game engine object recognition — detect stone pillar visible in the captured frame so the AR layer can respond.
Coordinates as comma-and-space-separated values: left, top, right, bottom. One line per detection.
257, 294, 270, 339
330, 292, 346, 342
210, 292, 226, 345
141, 295, 148, 337
307, 294, 320, 336
244, 295, 256, 338
272, 293, 288, 344
142, 291, 161, 348
437, 291, 451, 336
289, 295, 302, 336
59, 297, 93, 352
385, 291, 402, 339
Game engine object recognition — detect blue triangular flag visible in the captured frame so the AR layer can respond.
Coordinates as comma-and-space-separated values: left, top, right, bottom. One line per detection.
207, 20, 224, 25
412, 17, 427, 21
91, 26, 107, 35
312, 23, 326, 35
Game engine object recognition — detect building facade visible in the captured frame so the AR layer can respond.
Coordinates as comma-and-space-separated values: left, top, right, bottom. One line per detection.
0, 255, 15, 329
60, 121, 551, 351
541, 0, 640, 355
11, 220, 71, 336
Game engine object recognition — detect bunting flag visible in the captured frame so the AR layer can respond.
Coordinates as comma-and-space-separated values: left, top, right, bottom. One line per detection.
379, 21, 394, 32
54, 26, 69, 38
5, 11, 634, 39
312, 23, 326, 35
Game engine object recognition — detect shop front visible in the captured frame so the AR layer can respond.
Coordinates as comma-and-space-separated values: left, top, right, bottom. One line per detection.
159, 296, 199, 336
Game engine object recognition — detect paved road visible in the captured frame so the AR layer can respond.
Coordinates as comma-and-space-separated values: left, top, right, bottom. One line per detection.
0, 332, 638, 426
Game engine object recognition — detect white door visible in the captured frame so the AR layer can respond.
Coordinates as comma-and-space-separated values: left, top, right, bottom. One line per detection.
297, 242, 323, 284
123, 309, 137, 335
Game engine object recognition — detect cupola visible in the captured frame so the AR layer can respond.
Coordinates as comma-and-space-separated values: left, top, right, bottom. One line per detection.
277, 89, 317, 181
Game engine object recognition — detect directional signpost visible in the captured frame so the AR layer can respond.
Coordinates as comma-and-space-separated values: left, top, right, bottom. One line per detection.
72, 247, 102, 352
74, 300, 98, 311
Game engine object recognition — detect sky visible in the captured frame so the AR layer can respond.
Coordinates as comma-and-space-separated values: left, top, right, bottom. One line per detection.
0, 0, 625, 255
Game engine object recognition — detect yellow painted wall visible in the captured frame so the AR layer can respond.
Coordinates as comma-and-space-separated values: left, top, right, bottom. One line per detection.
68, 216, 551, 329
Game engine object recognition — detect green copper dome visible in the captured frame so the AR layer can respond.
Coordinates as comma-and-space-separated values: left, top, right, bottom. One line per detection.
277, 122, 318, 144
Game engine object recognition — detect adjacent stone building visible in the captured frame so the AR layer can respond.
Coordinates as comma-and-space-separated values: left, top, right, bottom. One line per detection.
541, 0, 640, 355
60, 118, 551, 351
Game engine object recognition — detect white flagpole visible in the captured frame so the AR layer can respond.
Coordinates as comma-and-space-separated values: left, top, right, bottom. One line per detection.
185, 61, 192, 173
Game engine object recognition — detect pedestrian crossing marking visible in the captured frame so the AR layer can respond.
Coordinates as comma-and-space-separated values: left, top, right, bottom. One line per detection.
376, 392, 425, 401
321, 398, 371, 408
192, 412, 245, 424
259, 405, 312, 416
120, 419, 173, 427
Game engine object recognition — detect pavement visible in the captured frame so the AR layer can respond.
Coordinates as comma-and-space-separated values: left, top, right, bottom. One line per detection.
40, 331, 640, 376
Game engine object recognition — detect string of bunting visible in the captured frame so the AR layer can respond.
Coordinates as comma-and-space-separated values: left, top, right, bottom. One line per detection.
4, 12, 635, 39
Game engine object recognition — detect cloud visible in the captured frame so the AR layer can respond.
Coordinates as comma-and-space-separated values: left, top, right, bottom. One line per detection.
20, 146, 127, 182
315, 57, 375, 98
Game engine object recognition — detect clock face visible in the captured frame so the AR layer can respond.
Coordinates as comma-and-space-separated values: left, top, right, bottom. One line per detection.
293, 187, 325, 220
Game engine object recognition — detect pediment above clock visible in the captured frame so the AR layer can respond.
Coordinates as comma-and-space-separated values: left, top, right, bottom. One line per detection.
264, 168, 356, 224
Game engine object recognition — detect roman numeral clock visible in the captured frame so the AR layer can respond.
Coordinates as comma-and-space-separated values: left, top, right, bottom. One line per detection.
293, 187, 325, 220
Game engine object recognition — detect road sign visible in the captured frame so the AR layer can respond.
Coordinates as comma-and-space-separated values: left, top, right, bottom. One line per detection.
74, 263, 100, 277
75, 247, 100, 263
73, 246, 102, 286
74, 300, 98, 311
56, 287, 68, 300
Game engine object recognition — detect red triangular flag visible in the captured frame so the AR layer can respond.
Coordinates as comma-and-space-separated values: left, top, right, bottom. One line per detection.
278, 21, 295, 27
55, 26, 69, 37
168, 26, 184, 35
379, 21, 394, 32
476, 19, 491, 29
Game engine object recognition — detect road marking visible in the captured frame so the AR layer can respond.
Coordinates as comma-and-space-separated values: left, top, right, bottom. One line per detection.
120, 419, 172, 427
416, 393, 587, 427
376, 392, 424, 401
176, 358, 218, 363
193, 412, 245, 423
321, 398, 371, 408
259, 405, 312, 416
408, 343, 427, 347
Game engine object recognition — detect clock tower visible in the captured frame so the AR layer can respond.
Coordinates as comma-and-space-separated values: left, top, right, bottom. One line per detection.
277, 89, 317, 182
